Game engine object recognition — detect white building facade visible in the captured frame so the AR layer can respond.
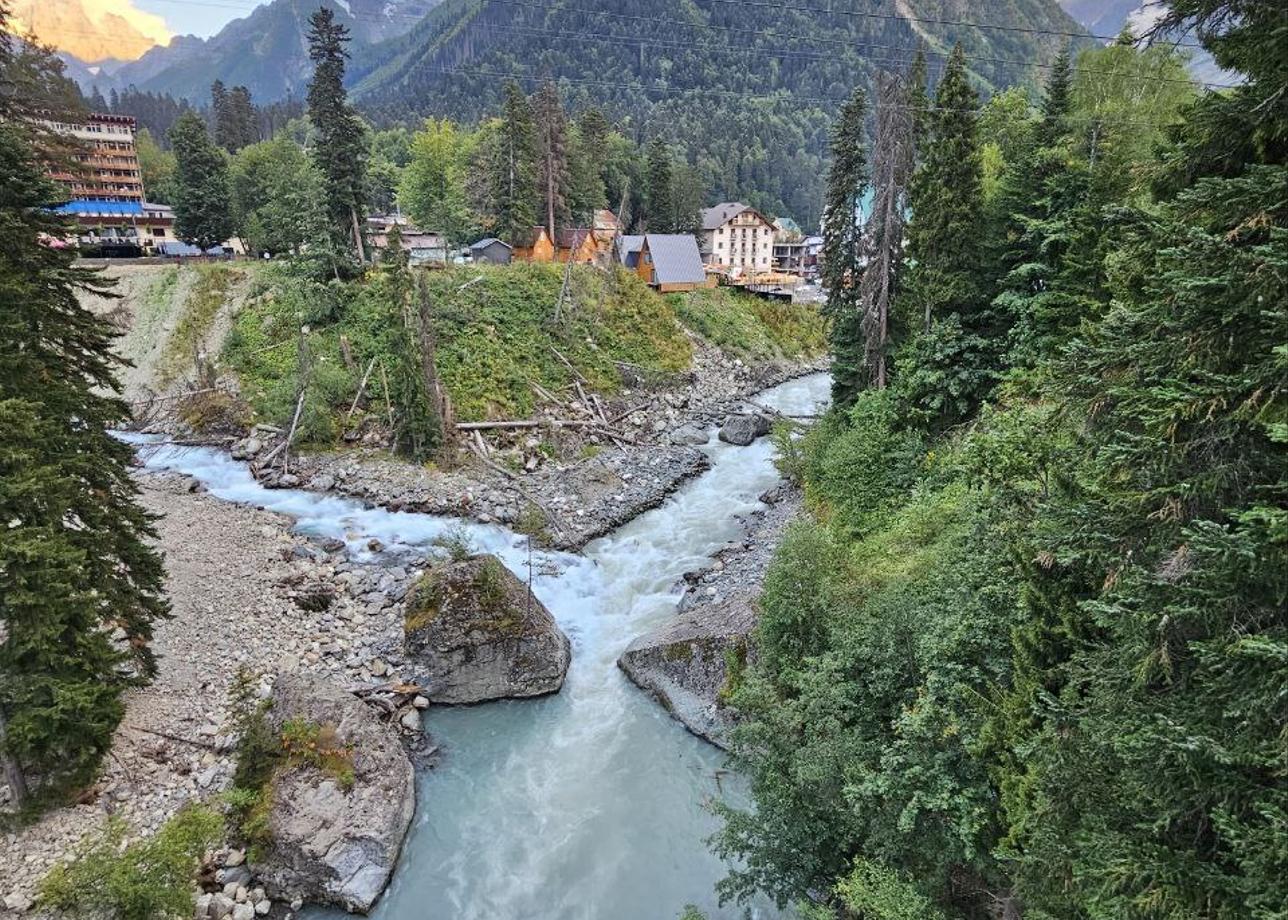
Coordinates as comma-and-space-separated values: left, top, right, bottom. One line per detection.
700, 202, 776, 277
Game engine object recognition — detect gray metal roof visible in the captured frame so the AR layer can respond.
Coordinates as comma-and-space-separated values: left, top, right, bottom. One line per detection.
470, 237, 511, 250
617, 234, 645, 266
642, 234, 705, 285
701, 202, 748, 230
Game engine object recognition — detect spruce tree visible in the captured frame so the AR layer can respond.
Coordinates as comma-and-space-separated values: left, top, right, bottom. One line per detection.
644, 137, 675, 233
532, 80, 571, 237
897, 44, 991, 430
907, 46, 930, 158
306, 7, 368, 262
169, 110, 233, 250
0, 17, 168, 808
488, 81, 538, 246
820, 87, 869, 407
228, 86, 257, 152
210, 79, 231, 146
380, 225, 442, 461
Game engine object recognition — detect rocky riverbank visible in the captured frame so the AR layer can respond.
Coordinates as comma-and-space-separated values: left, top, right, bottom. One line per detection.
617, 482, 803, 747
229, 343, 823, 551
0, 471, 434, 917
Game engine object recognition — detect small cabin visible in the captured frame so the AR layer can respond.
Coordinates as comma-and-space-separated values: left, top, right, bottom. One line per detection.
618, 234, 709, 292
469, 237, 512, 264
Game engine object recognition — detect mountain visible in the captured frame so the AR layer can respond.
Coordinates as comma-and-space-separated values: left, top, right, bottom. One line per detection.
65, 0, 439, 103
1056, 0, 1233, 83
350, 0, 1090, 226
11, 0, 170, 63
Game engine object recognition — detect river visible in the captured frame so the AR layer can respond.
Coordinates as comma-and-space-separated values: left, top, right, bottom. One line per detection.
130, 372, 830, 920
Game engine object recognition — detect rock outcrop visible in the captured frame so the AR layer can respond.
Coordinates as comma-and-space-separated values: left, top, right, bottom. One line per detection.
617, 593, 757, 748
256, 676, 414, 914
403, 554, 571, 704
717, 413, 773, 446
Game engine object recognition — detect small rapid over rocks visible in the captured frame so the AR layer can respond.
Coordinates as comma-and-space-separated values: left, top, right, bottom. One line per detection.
128, 373, 830, 920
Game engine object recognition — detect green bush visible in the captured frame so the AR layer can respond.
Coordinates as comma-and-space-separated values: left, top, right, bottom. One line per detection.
223, 263, 695, 440
674, 287, 825, 360
40, 807, 223, 920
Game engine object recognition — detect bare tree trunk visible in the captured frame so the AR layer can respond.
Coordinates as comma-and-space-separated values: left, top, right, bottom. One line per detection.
416, 277, 454, 451
0, 709, 29, 810
861, 71, 915, 389
350, 207, 367, 264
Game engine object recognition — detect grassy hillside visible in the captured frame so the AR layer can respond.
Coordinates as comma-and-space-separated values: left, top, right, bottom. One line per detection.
221, 262, 822, 445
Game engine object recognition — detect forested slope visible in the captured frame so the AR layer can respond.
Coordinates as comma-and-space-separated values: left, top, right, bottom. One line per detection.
353, 0, 1088, 226
713, 2, 1288, 917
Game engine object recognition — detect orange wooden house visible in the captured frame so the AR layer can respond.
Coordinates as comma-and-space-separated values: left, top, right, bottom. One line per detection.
512, 227, 601, 264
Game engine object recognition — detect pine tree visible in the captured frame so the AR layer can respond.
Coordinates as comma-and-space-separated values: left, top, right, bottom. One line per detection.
820, 87, 869, 407
488, 81, 538, 245
0, 17, 168, 808
227, 86, 258, 151
169, 110, 233, 250
380, 225, 443, 461
644, 137, 674, 232
210, 80, 232, 148
532, 80, 571, 237
896, 44, 991, 430
1039, 46, 1072, 144
306, 7, 368, 262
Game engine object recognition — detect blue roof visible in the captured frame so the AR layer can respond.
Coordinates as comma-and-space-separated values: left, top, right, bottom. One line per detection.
53, 200, 145, 216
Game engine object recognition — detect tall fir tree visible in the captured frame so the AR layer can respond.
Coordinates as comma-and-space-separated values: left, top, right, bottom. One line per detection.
380, 224, 443, 461
897, 43, 992, 431
907, 46, 930, 160
227, 86, 258, 152
488, 81, 538, 246
210, 80, 231, 146
169, 110, 232, 250
306, 7, 367, 262
820, 87, 869, 407
0, 14, 168, 808
532, 80, 571, 238
644, 137, 675, 233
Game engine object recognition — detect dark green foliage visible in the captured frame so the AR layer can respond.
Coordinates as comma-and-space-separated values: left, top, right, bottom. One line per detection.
644, 138, 675, 233
306, 8, 368, 261
169, 111, 233, 249
486, 82, 539, 245
532, 80, 571, 238
212, 80, 258, 152
352, 0, 1086, 228
715, 4, 1288, 918
898, 45, 994, 430
820, 88, 868, 408
39, 806, 224, 920
0, 15, 169, 809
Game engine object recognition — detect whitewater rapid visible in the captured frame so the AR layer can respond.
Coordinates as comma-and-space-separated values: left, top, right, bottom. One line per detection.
129, 373, 830, 920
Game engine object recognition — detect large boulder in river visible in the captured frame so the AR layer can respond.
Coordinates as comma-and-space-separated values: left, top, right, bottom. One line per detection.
718, 413, 773, 446
256, 675, 414, 914
403, 554, 571, 703
617, 593, 757, 748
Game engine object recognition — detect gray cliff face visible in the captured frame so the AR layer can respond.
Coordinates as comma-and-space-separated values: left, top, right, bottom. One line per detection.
617, 593, 758, 749
403, 554, 571, 704
257, 676, 415, 914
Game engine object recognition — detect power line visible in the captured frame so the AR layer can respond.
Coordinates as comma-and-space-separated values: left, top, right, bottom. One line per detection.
472, 13, 1228, 91
698, 0, 1202, 48
391, 61, 1194, 129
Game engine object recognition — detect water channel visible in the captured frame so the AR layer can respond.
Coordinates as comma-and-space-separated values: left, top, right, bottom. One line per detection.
131, 372, 830, 920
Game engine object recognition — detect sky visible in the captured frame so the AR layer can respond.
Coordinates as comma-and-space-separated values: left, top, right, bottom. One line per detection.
133, 0, 259, 39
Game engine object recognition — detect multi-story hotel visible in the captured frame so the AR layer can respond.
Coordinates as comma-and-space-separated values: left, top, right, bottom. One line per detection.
700, 202, 776, 278
43, 112, 176, 254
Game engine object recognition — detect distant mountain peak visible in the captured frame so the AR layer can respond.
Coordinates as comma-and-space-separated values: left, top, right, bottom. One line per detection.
10, 0, 171, 63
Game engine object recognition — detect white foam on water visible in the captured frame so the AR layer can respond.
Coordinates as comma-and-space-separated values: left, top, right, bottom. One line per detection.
127, 373, 830, 920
